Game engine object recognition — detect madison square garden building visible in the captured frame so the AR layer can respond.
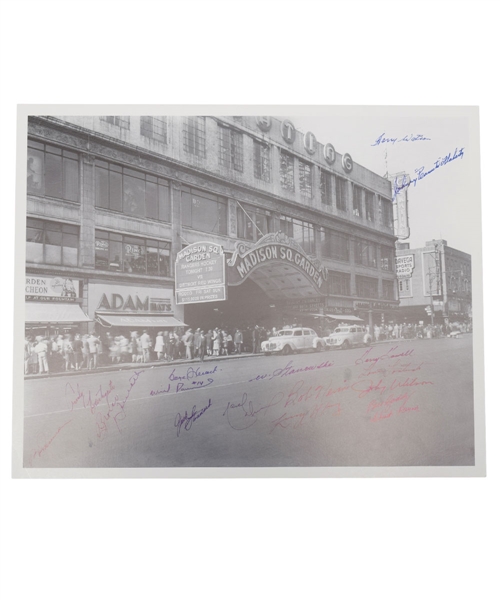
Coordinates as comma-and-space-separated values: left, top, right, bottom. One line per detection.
24, 115, 399, 339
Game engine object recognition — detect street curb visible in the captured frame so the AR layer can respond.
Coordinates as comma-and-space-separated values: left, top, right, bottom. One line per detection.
24, 351, 267, 380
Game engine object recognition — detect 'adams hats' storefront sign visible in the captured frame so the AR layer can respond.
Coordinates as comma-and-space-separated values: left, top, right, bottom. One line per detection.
226, 233, 328, 292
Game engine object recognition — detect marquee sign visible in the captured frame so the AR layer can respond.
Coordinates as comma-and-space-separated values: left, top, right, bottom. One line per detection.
226, 232, 328, 292
175, 241, 226, 305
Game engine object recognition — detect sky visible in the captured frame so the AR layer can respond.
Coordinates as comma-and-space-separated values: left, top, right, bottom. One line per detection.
286, 111, 476, 255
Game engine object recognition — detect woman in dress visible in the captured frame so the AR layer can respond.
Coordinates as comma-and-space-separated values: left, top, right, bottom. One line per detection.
155, 331, 165, 361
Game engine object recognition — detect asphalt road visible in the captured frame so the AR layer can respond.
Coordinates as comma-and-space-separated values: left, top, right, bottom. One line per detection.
23, 335, 475, 468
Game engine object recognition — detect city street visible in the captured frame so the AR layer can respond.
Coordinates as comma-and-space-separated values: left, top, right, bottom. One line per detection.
24, 335, 475, 468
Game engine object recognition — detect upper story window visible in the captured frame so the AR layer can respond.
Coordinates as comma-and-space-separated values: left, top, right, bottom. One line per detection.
365, 190, 375, 222
328, 270, 351, 296
354, 240, 378, 268
353, 185, 363, 217
254, 141, 271, 182
95, 160, 171, 222
356, 275, 379, 299
381, 197, 393, 228
382, 279, 395, 300
181, 185, 227, 235
99, 116, 130, 129
298, 160, 313, 200
335, 176, 347, 211
183, 116, 206, 158
95, 230, 171, 277
27, 140, 79, 202
237, 203, 272, 241
140, 117, 167, 143
219, 125, 243, 172
26, 217, 79, 267
279, 151, 295, 192
320, 170, 333, 206
381, 246, 394, 271
280, 216, 315, 255
320, 229, 350, 262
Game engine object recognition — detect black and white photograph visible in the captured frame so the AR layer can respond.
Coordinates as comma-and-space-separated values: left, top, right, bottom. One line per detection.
15, 107, 484, 475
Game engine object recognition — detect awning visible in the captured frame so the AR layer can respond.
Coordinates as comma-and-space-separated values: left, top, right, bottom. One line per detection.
25, 302, 92, 323
95, 313, 186, 327
325, 314, 365, 322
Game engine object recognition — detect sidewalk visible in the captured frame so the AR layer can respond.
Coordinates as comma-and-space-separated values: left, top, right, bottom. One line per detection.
24, 333, 471, 380
24, 350, 266, 380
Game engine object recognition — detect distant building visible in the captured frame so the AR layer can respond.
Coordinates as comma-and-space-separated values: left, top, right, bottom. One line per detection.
395, 239, 472, 325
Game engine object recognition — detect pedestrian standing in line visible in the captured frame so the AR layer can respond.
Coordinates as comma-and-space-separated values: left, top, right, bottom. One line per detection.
140, 330, 151, 362
155, 331, 165, 361
234, 329, 243, 354
226, 331, 233, 355
194, 328, 201, 358
212, 329, 220, 357
34, 336, 49, 375
182, 328, 193, 360
24, 336, 32, 375
73, 334, 83, 371
252, 326, 260, 353
199, 331, 207, 362
120, 334, 130, 363
63, 334, 75, 371
206, 329, 213, 356
87, 332, 99, 369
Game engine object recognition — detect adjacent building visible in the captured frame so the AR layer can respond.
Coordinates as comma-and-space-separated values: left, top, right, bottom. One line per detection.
25, 115, 399, 339
395, 239, 472, 325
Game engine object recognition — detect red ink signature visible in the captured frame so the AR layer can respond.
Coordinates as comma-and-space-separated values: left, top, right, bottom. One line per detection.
30, 419, 73, 464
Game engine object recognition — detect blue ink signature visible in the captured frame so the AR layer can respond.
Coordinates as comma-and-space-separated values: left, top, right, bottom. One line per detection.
174, 399, 212, 436
248, 359, 334, 383
371, 133, 431, 146
150, 378, 214, 396
168, 365, 218, 382
222, 391, 284, 430
392, 147, 465, 201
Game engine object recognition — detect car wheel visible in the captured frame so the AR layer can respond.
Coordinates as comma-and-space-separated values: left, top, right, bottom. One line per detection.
341, 340, 350, 350
282, 345, 291, 356
315, 343, 323, 352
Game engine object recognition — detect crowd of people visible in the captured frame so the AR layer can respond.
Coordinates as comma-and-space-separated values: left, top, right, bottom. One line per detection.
24, 321, 472, 376
24, 325, 270, 375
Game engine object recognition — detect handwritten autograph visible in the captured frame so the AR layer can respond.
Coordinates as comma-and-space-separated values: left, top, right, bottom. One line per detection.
371, 133, 431, 146
248, 359, 334, 383
30, 419, 73, 463
174, 399, 212, 437
392, 147, 465, 201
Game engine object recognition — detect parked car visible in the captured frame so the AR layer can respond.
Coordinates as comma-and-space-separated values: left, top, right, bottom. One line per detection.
323, 325, 371, 350
261, 327, 325, 356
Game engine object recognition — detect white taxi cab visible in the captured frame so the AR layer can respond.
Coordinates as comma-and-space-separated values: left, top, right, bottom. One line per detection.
324, 325, 371, 350
261, 327, 325, 356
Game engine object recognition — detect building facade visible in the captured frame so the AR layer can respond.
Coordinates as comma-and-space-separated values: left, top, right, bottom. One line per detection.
25, 115, 398, 338
395, 239, 472, 325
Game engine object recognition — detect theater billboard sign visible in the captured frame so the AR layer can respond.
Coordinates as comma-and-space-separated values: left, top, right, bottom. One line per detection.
175, 242, 226, 305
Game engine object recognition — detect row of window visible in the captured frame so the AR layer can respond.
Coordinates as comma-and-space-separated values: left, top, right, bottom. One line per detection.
96, 118, 393, 226
328, 271, 395, 300
28, 130, 393, 230
25, 216, 395, 299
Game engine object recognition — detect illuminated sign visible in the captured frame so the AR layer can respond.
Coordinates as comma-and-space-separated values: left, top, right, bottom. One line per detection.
175, 242, 226, 305
255, 116, 272, 132
304, 131, 317, 155
324, 143, 336, 164
396, 255, 415, 278
88, 283, 173, 318
342, 153, 353, 173
391, 173, 411, 239
281, 120, 296, 144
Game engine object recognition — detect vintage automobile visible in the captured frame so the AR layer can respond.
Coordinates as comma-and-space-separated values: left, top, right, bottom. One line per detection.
323, 325, 371, 350
261, 327, 325, 356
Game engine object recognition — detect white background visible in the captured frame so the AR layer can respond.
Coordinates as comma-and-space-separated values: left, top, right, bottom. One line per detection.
1, 1, 498, 599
